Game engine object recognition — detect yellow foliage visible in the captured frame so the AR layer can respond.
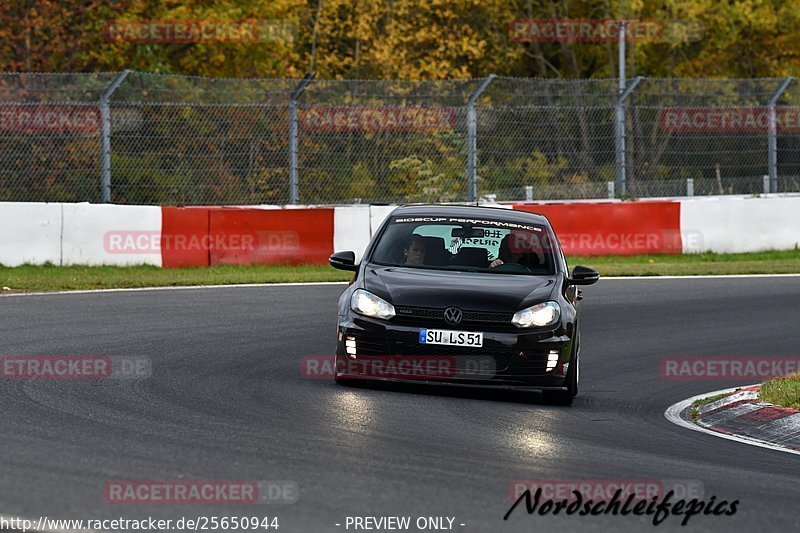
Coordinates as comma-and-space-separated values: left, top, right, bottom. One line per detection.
3, 0, 800, 78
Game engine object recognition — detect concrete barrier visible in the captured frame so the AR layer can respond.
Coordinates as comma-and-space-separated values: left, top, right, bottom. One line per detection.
368, 205, 397, 237
208, 207, 334, 265
0, 202, 62, 267
334, 206, 371, 263
512, 201, 683, 255
1, 197, 798, 267
61, 203, 162, 266
160, 207, 210, 268
681, 196, 800, 253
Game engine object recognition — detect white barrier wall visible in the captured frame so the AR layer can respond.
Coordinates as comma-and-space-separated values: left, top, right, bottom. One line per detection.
0, 202, 62, 267
333, 206, 371, 263
369, 205, 397, 236
61, 203, 162, 266
681, 196, 800, 253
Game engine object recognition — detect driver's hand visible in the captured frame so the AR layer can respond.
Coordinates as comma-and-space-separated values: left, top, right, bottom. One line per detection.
489, 259, 504, 268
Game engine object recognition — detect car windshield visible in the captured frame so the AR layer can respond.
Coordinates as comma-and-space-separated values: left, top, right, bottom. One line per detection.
370, 215, 557, 275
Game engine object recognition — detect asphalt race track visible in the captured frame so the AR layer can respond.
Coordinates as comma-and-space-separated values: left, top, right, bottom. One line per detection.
1, 277, 799, 532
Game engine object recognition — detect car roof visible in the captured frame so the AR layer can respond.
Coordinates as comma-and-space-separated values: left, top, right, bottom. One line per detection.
390, 204, 551, 226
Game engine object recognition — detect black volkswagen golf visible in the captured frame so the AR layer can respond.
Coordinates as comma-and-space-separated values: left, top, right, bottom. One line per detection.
329, 205, 599, 405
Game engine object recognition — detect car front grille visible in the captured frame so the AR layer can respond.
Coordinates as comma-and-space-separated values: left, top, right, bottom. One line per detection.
392, 342, 510, 375
350, 336, 388, 356
463, 310, 515, 323
393, 306, 513, 327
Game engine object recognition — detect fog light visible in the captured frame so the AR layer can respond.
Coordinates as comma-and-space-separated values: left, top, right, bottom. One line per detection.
546, 350, 559, 371
345, 336, 357, 358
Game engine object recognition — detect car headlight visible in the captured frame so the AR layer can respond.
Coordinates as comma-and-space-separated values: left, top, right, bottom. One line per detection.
350, 289, 395, 320
512, 301, 560, 328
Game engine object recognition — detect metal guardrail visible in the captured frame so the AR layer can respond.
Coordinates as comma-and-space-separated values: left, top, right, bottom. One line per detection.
1, 71, 799, 205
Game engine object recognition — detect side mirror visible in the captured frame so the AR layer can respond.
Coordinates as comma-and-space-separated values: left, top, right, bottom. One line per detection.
568, 265, 600, 285
329, 251, 359, 271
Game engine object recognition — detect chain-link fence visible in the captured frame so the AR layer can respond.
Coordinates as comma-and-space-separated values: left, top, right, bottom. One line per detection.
2, 70, 799, 205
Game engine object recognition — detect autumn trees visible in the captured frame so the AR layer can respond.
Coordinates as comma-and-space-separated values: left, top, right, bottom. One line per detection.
2, 0, 799, 79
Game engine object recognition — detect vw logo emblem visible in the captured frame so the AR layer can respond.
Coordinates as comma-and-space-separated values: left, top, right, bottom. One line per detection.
443, 306, 463, 326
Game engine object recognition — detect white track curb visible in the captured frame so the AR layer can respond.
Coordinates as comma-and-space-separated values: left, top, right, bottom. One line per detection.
664, 386, 800, 456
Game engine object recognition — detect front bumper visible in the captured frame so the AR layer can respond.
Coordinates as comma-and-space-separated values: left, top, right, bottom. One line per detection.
335, 313, 574, 389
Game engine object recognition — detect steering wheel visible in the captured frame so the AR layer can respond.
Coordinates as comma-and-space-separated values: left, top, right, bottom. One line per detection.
491, 262, 531, 273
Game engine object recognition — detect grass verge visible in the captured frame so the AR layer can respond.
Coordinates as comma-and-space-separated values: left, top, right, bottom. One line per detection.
0, 264, 351, 293
0, 249, 798, 293
759, 373, 800, 410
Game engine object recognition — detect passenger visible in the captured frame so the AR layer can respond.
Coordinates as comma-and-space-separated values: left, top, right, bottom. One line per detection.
490, 231, 541, 268
490, 235, 518, 268
403, 235, 427, 265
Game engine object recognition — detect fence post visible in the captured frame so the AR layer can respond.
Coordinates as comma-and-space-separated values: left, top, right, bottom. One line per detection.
614, 76, 643, 198
99, 69, 130, 203
466, 74, 496, 202
767, 77, 794, 194
687, 178, 694, 197
289, 72, 316, 205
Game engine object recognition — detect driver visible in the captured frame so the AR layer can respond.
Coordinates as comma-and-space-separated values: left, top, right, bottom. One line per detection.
403, 234, 427, 265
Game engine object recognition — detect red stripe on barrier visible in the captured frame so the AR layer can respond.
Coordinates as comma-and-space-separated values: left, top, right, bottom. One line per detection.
209, 208, 334, 265
512, 201, 682, 255
161, 207, 210, 268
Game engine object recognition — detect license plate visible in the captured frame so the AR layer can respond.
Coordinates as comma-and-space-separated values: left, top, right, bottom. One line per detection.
419, 329, 483, 347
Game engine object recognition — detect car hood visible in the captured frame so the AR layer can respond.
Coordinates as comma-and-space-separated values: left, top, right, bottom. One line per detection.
363, 265, 557, 311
